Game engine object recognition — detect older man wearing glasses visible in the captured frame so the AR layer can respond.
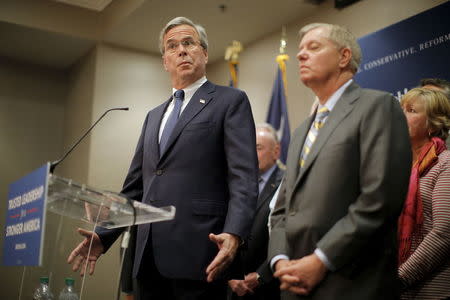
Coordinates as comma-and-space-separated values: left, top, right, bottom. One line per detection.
68, 16, 258, 300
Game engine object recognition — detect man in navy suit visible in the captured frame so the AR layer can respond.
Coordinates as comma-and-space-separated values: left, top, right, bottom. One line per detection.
229, 123, 283, 300
68, 16, 258, 300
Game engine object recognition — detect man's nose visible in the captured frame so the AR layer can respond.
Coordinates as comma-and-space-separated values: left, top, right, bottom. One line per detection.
297, 49, 307, 61
177, 47, 188, 56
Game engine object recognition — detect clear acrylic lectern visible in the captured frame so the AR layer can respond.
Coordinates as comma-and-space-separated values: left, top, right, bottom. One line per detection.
47, 174, 175, 229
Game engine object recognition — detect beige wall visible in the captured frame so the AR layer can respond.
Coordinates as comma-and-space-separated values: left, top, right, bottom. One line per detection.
207, 0, 447, 129
57, 48, 96, 182
0, 57, 67, 299
88, 43, 170, 192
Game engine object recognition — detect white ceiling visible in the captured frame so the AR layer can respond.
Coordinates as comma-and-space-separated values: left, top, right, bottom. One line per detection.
0, 0, 325, 69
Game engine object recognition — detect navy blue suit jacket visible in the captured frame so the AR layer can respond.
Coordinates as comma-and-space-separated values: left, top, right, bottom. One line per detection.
98, 81, 258, 281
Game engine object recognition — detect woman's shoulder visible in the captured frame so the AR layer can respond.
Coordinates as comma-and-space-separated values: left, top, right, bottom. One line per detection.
438, 150, 450, 169
439, 149, 450, 158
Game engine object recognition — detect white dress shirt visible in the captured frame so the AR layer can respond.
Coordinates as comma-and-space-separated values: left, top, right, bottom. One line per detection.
158, 76, 207, 142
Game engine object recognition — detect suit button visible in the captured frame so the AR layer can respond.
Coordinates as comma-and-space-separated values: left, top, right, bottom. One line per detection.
156, 169, 163, 176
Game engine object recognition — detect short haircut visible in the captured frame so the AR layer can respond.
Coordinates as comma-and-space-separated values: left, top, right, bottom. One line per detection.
401, 87, 450, 140
299, 23, 362, 74
256, 123, 279, 144
159, 17, 208, 54
420, 78, 450, 100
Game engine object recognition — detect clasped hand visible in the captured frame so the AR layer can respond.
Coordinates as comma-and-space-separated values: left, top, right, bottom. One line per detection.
273, 253, 327, 296
228, 272, 260, 296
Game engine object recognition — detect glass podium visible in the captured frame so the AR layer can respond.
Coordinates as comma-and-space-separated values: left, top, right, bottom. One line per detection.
4, 172, 175, 300
47, 174, 176, 229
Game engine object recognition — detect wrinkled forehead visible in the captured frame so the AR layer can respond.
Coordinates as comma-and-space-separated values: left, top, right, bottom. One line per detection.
300, 26, 331, 43
299, 29, 339, 52
164, 25, 199, 43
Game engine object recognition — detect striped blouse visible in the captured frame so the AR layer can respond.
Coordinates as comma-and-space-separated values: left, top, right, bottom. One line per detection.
399, 150, 450, 300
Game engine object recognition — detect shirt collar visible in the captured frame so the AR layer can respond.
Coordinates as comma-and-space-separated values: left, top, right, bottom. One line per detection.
260, 164, 277, 183
172, 76, 207, 100
317, 79, 353, 112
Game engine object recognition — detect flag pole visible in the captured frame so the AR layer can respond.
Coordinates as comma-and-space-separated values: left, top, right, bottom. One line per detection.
266, 26, 291, 166
280, 25, 287, 54
277, 26, 289, 95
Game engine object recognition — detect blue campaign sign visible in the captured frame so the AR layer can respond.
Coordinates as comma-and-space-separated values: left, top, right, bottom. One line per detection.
3, 163, 49, 266
355, 2, 450, 99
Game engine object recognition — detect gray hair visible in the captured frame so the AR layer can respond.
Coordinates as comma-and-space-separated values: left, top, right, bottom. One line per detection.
256, 123, 279, 144
299, 23, 362, 74
159, 17, 208, 54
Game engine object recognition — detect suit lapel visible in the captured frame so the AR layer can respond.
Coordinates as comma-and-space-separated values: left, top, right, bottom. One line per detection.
159, 81, 215, 160
146, 101, 170, 163
256, 167, 281, 212
293, 83, 361, 190
288, 115, 313, 187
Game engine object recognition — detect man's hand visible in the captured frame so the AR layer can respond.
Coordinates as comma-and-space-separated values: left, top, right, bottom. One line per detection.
244, 272, 260, 291
67, 228, 104, 276
228, 279, 253, 296
206, 233, 240, 282
274, 259, 291, 272
274, 253, 327, 296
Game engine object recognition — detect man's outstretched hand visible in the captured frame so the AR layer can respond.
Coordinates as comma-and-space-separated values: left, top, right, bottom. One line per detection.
67, 228, 104, 276
206, 233, 240, 282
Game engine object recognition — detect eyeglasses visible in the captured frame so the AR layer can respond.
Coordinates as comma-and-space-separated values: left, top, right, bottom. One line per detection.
165, 38, 200, 53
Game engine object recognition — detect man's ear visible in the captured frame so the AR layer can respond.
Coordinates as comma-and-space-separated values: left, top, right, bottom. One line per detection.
339, 47, 352, 69
274, 143, 281, 160
204, 49, 209, 65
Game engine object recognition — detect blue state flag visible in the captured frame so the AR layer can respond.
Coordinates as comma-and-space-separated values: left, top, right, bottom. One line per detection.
266, 60, 290, 164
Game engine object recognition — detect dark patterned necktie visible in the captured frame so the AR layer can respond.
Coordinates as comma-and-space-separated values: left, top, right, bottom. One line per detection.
159, 89, 184, 154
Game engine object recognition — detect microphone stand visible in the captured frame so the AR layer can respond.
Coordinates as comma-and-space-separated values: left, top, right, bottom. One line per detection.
50, 107, 129, 173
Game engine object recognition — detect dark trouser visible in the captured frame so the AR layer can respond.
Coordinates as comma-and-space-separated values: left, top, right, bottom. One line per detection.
136, 275, 227, 300
136, 244, 227, 300
227, 280, 281, 300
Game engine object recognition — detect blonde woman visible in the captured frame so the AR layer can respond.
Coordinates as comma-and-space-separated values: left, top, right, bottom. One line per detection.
398, 88, 450, 299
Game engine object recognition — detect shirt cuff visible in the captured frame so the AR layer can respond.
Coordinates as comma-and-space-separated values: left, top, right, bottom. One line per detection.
270, 254, 290, 271
314, 248, 335, 271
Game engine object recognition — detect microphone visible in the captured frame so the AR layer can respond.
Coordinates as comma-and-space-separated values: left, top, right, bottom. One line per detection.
50, 107, 129, 173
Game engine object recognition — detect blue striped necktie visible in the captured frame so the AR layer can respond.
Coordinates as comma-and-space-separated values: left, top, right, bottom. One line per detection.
300, 107, 330, 168
159, 89, 184, 154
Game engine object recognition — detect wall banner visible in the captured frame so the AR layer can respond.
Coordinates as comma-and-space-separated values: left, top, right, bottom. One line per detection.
355, 2, 450, 99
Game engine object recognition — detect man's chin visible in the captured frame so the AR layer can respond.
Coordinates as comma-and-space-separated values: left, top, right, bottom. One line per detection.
176, 70, 194, 79
300, 76, 312, 86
